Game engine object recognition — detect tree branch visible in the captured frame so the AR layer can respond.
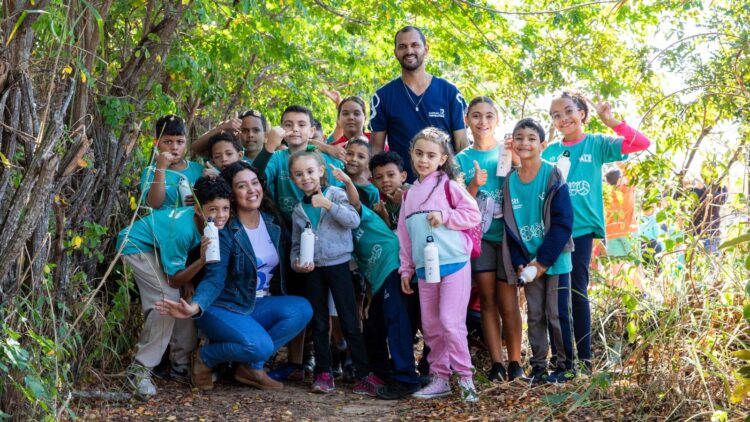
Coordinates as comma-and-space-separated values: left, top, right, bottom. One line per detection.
454, 0, 619, 16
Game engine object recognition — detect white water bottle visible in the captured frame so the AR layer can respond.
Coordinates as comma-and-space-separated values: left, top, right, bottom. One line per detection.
300, 223, 315, 266
496, 145, 513, 177
517, 264, 538, 286
178, 176, 192, 206
424, 236, 441, 283
556, 151, 571, 181
204, 218, 220, 264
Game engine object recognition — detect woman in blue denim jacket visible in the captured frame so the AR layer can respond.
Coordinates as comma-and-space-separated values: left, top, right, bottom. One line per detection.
157, 161, 312, 390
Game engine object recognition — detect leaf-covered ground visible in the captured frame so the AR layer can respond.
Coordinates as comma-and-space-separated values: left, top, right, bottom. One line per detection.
76, 371, 638, 421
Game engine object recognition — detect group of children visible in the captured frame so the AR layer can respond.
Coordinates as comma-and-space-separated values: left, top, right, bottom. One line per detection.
117, 89, 650, 402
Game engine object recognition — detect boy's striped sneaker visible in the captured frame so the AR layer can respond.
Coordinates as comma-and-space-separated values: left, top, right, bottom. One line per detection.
412, 376, 451, 399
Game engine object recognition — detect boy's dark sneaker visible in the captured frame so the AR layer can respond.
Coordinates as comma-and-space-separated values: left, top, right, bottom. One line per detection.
525, 366, 548, 384
487, 362, 507, 382
342, 362, 355, 382
547, 369, 576, 384
507, 361, 524, 381
376, 381, 421, 400
267, 362, 304, 382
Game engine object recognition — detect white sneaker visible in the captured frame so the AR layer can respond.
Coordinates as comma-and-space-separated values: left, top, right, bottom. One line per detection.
128, 364, 157, 398
458, 377, 479, 402
412, 375, 451, 399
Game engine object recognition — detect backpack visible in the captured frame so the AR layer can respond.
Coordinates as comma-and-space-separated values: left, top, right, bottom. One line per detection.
403, 177, 483, 259
443, 180, 483, 259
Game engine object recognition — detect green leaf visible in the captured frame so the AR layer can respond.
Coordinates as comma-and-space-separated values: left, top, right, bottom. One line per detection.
744, 303, 750, 324
720, 233, 750, 249
626, 320, 638, 343
6, 10, 28, 46
739, 366, 750, 379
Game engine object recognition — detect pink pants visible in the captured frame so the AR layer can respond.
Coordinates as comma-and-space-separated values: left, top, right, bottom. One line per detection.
418, 262, 472, 379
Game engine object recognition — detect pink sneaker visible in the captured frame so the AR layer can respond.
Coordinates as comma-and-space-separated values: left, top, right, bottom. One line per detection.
412, 375, 451, 399
311, 372, 335, 394
353, 373, 385, 397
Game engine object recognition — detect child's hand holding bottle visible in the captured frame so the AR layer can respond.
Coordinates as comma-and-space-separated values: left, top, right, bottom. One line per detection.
426, 211, 443, 227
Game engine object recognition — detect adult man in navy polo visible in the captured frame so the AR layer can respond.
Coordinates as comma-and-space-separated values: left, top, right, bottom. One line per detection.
370, 26, 468, 182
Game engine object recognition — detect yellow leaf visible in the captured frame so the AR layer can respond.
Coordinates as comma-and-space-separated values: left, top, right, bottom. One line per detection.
170, 73, 176, 80
77, 158, 88, 168
731, 378, 750, 404
732, 350, 750, 360
62, 65, 73, 75
136, 406, 145, 414
44, 265, 51, 275
156, 54, 162, 63
46, 349, 56, 356
130, 196, 137, 211
72, 236, 83, 249
0, 151, 10, 168
182, 0, 189, 4
80, 72, 87, 83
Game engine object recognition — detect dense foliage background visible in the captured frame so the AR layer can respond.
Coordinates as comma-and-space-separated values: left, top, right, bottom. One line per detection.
0, 0, 748, 419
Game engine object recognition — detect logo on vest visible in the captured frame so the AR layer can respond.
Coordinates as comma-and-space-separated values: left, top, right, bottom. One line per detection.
568, 180, 591, 196
512, 197, 522, 210
579, 154, 592, 163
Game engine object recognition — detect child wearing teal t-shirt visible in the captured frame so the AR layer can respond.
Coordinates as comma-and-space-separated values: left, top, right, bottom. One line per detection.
118, 176, 232, 398
140, 115, 203, 210
455, 96, 523, 382
502, 118, 575, 384
542, 91, 651, 371
329, 165, 421, 399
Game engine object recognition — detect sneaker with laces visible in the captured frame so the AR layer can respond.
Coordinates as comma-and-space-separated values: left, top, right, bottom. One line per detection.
507, 361, 524, 381
311, 372, 335, 394
458, 377, 479, 402
525, 366, 548, 385
353, 373, 385, 397
127, 364, 157, 399
412, 375, 451, 399
547, 368, 576, 384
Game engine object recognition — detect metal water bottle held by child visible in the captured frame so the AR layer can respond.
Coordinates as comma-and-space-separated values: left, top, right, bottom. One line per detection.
204, 217, 220, 263
300, 223, 315, 266
424, 235, 440, 283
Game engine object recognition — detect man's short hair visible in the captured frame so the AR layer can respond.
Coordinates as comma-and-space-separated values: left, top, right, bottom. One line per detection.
281, 105, 314, 125
193, 175, 232, 205
394, 26, 426, 47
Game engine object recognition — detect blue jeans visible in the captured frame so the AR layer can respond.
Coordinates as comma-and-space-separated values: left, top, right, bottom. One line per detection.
196, 295, 312, 369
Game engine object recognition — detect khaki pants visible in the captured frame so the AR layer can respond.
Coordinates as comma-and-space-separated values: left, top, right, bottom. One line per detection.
123, 252, 197, 369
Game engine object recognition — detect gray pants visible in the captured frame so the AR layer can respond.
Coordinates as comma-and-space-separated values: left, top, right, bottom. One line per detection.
524, 273, 574, 370
123, 252, 197, 369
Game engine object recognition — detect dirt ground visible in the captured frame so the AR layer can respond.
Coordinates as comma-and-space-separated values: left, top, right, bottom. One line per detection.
76, 372, 605, 421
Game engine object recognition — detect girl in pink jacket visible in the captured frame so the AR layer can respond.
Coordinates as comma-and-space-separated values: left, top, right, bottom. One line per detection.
397, 127, 481, 402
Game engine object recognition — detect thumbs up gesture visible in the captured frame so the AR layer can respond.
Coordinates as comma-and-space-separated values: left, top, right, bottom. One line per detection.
470, 160, 488, 188
311, 188, 332, 210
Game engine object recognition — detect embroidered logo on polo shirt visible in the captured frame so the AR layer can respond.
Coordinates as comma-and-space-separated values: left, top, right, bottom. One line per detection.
579, 154, 592, 163
428, 109, 445, 119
